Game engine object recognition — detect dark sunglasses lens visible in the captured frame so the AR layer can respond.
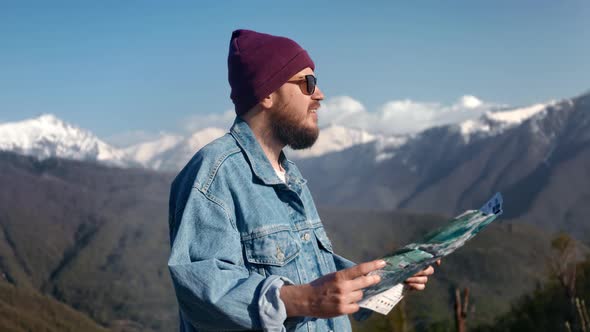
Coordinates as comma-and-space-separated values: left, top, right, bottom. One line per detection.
305, 75, 316, 94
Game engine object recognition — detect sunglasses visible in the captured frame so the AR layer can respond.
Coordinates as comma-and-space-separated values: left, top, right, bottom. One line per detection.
286, 74, 317, 95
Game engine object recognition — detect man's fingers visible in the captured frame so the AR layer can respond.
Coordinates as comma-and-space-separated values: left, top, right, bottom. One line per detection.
405, 276, 428, 284
413, 265, 434, 276
347, 290, 364, 303
407, 283, 426, 291
349, 274, 381, 291
340, 260, 386, 280
436, 259, 442, 266
342, 303, 361, 315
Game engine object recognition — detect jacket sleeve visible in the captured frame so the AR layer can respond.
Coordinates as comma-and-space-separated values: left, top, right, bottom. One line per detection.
168, 187, 268, 330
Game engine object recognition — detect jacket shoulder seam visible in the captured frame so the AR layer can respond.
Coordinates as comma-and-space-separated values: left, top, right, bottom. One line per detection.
199, 146, 241, 192
193, 186, 238, 232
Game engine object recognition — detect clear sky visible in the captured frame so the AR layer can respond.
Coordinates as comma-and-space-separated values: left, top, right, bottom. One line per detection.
1, 1, 588, 145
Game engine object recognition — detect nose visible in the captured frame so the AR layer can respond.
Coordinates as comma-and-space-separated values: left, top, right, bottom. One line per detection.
312, 85, 325, 101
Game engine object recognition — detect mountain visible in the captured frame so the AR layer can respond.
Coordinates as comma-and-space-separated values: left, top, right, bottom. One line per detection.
0, 115, 382, 172
0, 114, 131, 166
123, 128, 226, 171
0, 114, 228, 171
0, 151, 565, 331
3, 91, 588, 243
0, 280, 108, 332
286, 125, 379, 159
297, 91, 590, 242
457, 101, 556, 143
0, 151, 175, 331
120, 125, 380, 171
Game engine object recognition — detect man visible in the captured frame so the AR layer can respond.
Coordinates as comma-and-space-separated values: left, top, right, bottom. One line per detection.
168, 29, 436, 331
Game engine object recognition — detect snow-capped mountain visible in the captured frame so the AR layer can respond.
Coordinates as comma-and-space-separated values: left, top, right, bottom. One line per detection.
126, 128, 227, 171
0, 114, 130, 166
2, 91, 589, 240
121, 125, 380, 171
0, 92, 584, 176
286, 125, 379, 159
297, 91, 590, 242
0, 114, 227, 171
456, 101, 562, 142
2, 92, 589, 244
370, 99, 564, 165
0, 113, 382, 171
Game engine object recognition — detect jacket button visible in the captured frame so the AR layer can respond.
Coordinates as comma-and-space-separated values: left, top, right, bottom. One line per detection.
302, 232, 311, 242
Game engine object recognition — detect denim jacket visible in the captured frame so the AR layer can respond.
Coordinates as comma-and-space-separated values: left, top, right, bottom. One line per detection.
168, 117, 356, 331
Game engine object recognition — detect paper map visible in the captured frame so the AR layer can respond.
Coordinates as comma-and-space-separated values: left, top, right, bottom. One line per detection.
359, 192, 503, 315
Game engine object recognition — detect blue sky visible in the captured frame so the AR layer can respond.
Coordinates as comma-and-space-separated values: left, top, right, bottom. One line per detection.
1, 1, 588, 145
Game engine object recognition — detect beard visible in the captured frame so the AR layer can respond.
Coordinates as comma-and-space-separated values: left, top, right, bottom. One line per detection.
269, 106, 319, 150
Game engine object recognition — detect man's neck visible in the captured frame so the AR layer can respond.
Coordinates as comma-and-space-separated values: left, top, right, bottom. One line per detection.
244, 118, 285, 172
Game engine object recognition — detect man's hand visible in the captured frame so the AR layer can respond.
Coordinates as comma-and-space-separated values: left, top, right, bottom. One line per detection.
280, 259, 385, 318
404, 259, 441, 291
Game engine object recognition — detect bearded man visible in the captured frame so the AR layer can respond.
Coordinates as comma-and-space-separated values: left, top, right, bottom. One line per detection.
168, 29, 435, 332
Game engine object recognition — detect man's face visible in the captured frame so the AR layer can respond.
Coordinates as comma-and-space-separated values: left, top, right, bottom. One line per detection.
269, 67, 325, 150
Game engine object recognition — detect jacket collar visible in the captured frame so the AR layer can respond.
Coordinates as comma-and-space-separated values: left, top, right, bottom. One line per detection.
230, 117, 306, 186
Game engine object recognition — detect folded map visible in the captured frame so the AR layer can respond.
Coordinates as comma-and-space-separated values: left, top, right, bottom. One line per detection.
358, 192, 504, 315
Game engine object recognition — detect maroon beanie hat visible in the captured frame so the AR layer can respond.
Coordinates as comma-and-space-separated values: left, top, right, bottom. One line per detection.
228, 29, 315, 116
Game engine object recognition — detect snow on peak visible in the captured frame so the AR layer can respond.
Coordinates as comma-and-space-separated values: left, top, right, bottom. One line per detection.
0, 114, 128, 164
485, 102, 551, 124
374, 134, 409, 162
458, 100, 558, 141
286, 125, 377, 159
125, 127, 227, 171
458, 118, 492, 137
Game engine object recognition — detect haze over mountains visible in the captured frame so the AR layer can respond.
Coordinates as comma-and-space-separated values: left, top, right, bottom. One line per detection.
1, 90, 589, 331
1, 92, 585, 172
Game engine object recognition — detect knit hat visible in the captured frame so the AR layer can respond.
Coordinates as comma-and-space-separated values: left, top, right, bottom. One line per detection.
227, 29, 315, 116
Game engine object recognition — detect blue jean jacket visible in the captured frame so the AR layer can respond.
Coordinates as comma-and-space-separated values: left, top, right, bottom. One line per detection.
168, 117, 356, 331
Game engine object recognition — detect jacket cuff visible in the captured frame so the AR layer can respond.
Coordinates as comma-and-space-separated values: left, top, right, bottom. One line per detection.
258, 275, 294, 331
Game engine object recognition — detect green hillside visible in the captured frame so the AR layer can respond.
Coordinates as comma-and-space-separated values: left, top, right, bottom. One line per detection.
0, 152, 575, 331
0, 280, 107, 332
0, 152, 177, 330
474, 251, 590, 332
319, 208, 561, 329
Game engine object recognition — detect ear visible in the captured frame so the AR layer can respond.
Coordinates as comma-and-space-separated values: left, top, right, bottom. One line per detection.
259, 93, 274, 110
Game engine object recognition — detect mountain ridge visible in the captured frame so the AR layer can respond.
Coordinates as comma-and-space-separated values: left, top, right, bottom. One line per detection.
2, 93, 582, 172
297, 92, 590, 243
0, 114, 130, 166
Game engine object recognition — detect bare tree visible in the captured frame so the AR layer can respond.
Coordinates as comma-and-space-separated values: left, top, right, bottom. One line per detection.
454, 287, 470, 332
550, 233, 578, 299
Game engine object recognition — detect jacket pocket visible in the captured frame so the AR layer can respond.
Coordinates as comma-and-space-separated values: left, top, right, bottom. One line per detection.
313, 226, 338, 275
313, 227, 334, 253
243, 228, 301, 279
